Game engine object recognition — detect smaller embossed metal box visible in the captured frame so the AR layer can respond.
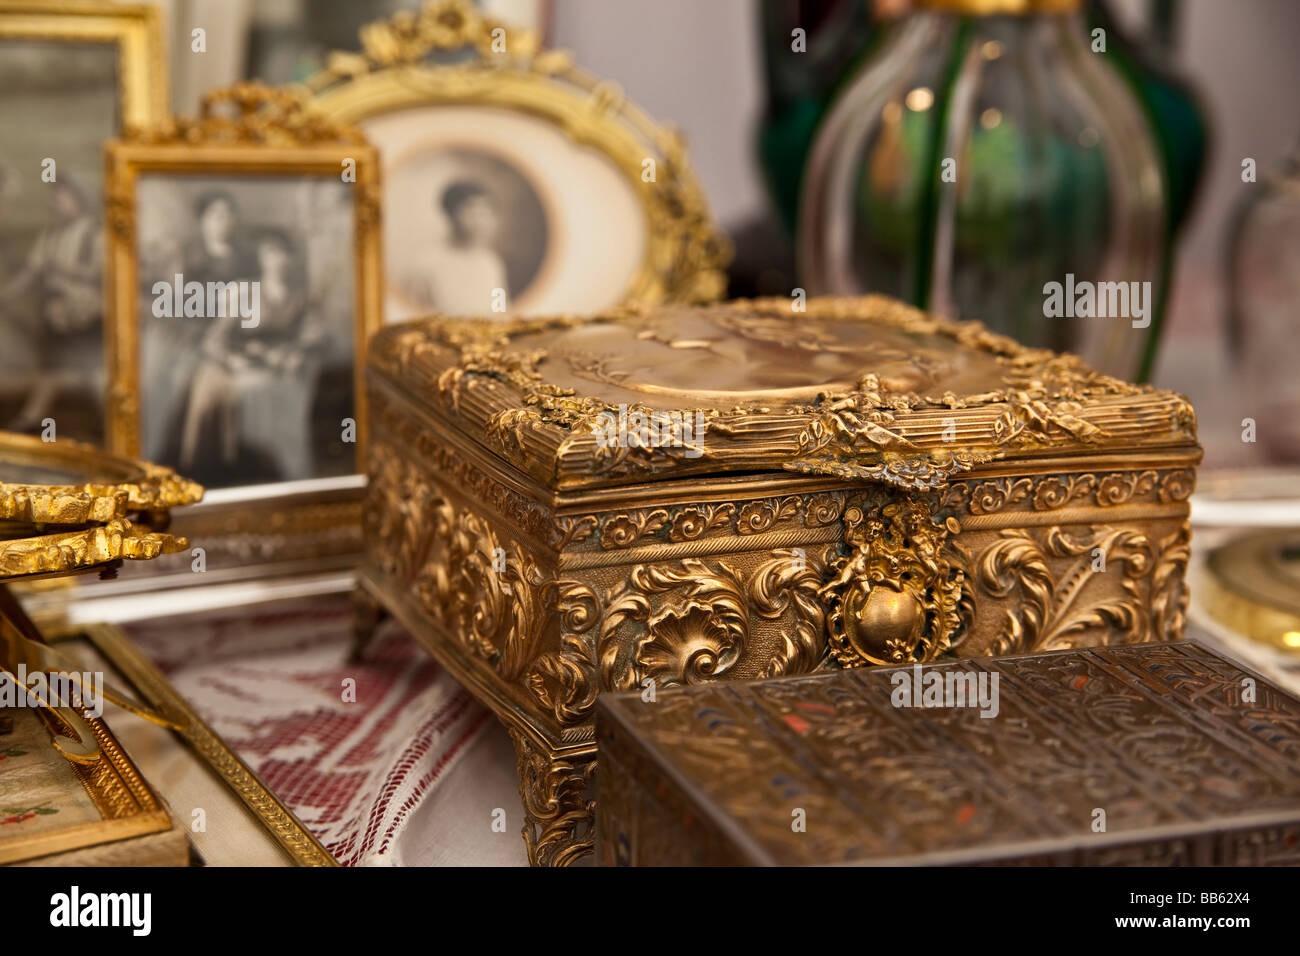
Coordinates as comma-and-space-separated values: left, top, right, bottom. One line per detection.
358, 295, 1200, 865
596, 642, 1300, 866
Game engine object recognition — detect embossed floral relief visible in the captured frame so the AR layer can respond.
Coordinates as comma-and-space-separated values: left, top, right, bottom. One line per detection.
527, 582, 601, 726
374, 426, 1195, 727
957, 522, 1191, 656
364, 440, 433, 581
573, 492, 844, 553
600, 561, 749, 690
668, 504, 735, 541
371, 392, 554, 546
601, 510, 668, 549
525, 550, 830, 727
945, 468, 1195, 516
737, 497, 800, 534
413, 499, 547, 678
750, 549, 833, 677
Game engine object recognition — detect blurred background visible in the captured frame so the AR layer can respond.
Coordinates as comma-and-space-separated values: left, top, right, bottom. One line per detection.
150, 0, 1300, 474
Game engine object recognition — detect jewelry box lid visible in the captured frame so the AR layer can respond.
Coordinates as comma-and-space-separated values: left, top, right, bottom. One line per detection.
594, 641, 1300, 866
367, 296, 1199, 492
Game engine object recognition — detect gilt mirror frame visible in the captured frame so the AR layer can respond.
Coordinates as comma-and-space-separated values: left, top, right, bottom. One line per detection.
303, 0, 730, 318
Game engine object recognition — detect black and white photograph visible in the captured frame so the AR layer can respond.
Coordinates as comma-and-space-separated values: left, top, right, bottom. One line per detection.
368, 103, 648, 323
389, 147, 550, 317
134, 175, 358, 489
0, 39, 119, 441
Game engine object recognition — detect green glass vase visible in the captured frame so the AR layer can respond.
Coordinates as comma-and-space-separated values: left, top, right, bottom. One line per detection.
798, 0, 1167, 381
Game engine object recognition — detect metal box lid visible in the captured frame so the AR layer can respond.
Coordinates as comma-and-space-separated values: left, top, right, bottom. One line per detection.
596, 641, 1300, 866
367, 295, 1198, 491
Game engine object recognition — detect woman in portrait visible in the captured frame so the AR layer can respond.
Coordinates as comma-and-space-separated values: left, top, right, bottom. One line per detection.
405, 179, 508, 316
0, 176, 103, 432
152, 190, 257, 477
178, 226, 320, 485
184, 190, 254, 285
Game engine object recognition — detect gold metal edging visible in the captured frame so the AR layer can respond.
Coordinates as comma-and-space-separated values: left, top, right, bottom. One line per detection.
79, 623, 338, 866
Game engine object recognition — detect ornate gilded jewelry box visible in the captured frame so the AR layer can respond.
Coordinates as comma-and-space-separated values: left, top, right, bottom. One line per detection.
357, 295, 1201, 865
596, 641, 1300, 866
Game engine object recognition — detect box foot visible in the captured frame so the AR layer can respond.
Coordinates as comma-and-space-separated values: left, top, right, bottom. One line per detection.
508, 728, 595, 867
350, 587, 387, 662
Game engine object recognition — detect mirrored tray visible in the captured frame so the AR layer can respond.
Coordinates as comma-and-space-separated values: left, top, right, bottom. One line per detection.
0, 431, 202, 582
0, 431, 201, 527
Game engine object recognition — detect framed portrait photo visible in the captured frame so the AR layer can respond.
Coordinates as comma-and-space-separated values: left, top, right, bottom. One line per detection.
104, 84, 382, 493
0, 0, 164, 442
306, 0, 729, 323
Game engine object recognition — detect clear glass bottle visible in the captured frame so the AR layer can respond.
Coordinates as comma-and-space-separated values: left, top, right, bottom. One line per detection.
798, 0, 1166, 380
1228, 145, 1300, 462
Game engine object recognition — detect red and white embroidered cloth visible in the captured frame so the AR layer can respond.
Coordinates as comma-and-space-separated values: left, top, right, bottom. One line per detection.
123, 598, 519, 866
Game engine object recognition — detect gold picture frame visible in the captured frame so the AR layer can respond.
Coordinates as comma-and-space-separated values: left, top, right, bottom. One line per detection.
65, 622, 337, 866
0, 704, 179, 865
0, 0, 165, 124
0, 0, 166, 444
103, 82, 383, 488
304, 0, 729, 318
1, 590, 180, 866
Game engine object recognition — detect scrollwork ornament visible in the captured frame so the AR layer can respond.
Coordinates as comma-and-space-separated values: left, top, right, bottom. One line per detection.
1158, 469, 1195, 504
668, 504, 735, 541
804, 493, 845, 527
526, 582, 601, 726
599, 559, 749, 691
737, 497, 800, 534
818, 494, 964, 667
508, 730, 594, 868
600, 510, 668, 549
751, 548, 831, 676
970, 522, 1191, 655
412, 502, 546, 673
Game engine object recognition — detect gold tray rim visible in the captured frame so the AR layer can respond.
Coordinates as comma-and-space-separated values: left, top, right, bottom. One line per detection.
0, 432, 203, 525
53, 622, 338, 867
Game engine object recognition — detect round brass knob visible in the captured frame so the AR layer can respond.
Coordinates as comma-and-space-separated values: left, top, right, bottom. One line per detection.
842, 581, 923, 663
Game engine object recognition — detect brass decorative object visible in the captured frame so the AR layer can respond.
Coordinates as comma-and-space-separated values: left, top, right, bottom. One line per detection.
69, 623, 336, 866
0, 432, 199, 576
305, 0, 729, 312
1203, 528, 1300, 654
820, 494, 963, 667
357, 295, 1201, 865
84, 81, 381, 589
0, 431, 200, 863
596, 642, 1300, 866
0, 433, 201, 726
103, 81, 383, 472
0, 703, 182, 866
